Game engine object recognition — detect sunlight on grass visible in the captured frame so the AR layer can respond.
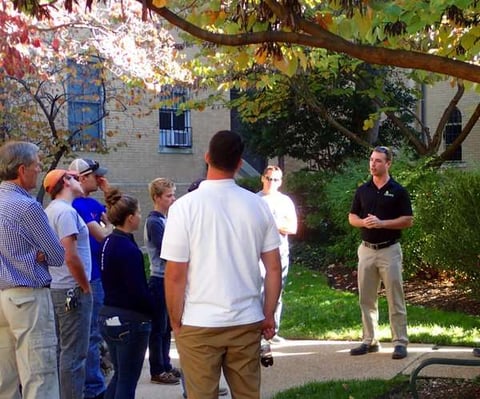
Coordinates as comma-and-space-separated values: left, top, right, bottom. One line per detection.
272, 376, 410, 399
281, 265, 480, 346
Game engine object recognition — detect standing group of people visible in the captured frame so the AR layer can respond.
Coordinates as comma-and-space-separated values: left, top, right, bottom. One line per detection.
0, 134, 418, 399
0, 133, 297, 399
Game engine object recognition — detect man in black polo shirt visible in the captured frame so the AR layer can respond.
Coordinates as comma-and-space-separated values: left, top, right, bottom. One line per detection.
348, 146, 413, 360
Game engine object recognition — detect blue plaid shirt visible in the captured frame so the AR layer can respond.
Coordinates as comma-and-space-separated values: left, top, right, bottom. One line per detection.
0, 182, 64, 289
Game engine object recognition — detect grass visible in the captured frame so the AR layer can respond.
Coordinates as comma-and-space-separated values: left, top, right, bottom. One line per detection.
281, 266, 480, 346
272, 376, 410, 399
272, 265, 480, 398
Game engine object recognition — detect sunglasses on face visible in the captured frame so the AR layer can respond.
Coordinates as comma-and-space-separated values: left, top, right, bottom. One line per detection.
265, 177, 281, 182
65, 174, 79, 181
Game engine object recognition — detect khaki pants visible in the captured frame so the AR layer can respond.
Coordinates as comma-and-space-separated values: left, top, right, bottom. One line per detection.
0, 287, 59, 399
357, 243, 408, 346
176, 322, 262, 399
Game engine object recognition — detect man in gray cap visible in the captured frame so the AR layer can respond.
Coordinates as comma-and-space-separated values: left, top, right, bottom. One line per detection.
69, 158, 112, 399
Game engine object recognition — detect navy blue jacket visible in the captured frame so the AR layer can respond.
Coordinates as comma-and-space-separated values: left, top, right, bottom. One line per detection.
101, 229, 153, 318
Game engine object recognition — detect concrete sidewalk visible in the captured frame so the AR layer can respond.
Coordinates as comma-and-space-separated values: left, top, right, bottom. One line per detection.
135, 340, 479, 399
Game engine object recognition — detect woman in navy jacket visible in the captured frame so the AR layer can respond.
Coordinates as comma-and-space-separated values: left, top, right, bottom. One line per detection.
99, 188, 153, 399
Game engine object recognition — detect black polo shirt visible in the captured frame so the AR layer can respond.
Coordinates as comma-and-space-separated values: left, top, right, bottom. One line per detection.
350, 177, 413, 243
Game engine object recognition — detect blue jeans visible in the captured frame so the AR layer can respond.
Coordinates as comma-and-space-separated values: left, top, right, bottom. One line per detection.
84, 279, 106, 398
51, 287, 93, 399
148, 276, 173, 375
99, 316, 151, 399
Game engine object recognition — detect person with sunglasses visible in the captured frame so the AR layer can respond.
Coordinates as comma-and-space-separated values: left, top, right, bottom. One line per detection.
348, 146, 413, 360
258, 165, 297, 344
44, 169, 93, 399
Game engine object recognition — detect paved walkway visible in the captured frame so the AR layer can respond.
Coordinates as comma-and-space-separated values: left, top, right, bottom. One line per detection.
134, 340, 478, 399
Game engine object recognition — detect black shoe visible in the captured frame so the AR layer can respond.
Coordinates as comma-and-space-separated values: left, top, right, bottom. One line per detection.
350, 343, 380, 356
392, 345, 408, 359
473, 348, 480, 357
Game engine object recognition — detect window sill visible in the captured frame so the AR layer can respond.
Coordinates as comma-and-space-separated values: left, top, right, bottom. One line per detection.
158, 147, 193, 154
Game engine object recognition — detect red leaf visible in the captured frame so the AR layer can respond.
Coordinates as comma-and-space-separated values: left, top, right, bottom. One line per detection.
52, 37, 60, 51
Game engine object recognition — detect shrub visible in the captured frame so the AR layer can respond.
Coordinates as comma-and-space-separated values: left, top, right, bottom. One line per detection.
412, 167, 480, 297
285, 169, 332, 243
236, 176, 262, 193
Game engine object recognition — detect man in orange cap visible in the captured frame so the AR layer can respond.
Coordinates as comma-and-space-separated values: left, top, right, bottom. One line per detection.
44, 169, 93, 399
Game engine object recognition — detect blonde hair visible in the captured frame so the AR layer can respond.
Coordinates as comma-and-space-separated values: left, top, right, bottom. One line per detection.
148, 178, 175, 202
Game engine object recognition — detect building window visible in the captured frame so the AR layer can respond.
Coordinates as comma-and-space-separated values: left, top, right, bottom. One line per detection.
444, 107, 462, 161
159, 86, 192, 150
67, 60, 105, 151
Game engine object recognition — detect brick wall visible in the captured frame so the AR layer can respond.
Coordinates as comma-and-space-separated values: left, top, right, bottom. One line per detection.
425, 81, 480, 167
54, 86, 231, 244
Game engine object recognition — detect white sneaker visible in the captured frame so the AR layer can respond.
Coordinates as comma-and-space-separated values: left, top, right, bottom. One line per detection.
269, 335, 286, 344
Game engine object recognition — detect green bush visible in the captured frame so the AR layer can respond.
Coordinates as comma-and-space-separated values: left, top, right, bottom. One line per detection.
236, 176, 262, 193
322, 159, 368, 265
285, 169, 332, 244
412, 167, 480, 297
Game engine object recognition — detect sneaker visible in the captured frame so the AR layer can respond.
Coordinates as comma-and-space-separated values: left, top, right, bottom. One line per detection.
392, 345, 408, 359
473, 348, 480, 357
269, 335, 286, 344
168, 367, 182, 378
151, 372, 180, 385
350, 343, 381, 356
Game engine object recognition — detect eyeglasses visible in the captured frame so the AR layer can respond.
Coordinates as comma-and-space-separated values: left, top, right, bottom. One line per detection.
265, 177, 281, 182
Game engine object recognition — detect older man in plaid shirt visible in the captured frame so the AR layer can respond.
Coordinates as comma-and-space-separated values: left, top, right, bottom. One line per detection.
0, 141, 65, 399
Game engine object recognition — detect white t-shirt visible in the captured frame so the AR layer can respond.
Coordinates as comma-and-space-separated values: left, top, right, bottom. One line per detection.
45, 199, 92, 289
257, 191, 297, 257
161, 179, 281, 327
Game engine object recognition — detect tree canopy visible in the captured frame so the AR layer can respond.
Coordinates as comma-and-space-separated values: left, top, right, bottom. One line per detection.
10, 0, 478, 84
0, 0, 190, 201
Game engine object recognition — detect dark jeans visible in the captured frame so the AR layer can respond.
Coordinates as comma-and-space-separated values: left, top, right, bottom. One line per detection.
99, 316, 151, 399
148, 276, 173, 375
85, 279, 106, 398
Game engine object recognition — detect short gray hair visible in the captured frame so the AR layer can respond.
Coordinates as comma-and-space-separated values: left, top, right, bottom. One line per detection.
0, 141, 39, 180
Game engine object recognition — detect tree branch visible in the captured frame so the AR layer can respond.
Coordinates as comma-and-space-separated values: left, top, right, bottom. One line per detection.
431, 82, 465, 152
144, 2, 480, 83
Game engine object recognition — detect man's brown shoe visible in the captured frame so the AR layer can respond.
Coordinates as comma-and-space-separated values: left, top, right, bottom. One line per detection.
350, 343, 381, 356
151, 372, 180, 385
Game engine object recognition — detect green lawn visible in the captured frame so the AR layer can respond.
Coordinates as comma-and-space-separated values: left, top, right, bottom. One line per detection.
281, 265, 480, 347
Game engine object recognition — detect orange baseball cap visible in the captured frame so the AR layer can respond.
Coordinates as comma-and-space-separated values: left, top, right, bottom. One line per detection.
43, 169, 78, 194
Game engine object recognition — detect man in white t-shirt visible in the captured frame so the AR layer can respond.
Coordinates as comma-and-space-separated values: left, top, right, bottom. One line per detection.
258, 165, 297, 343
44, 169, 93, 399
162, 130, 282, 399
